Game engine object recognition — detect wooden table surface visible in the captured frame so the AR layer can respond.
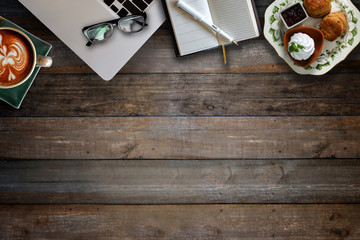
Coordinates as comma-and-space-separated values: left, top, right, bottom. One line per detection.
1, 0, 360, 239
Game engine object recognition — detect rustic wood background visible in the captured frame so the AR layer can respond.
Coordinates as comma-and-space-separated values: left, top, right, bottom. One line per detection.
1, 0, 360, 239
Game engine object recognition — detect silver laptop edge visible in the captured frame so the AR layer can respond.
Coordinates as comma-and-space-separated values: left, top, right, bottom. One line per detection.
18, 0, 165, 80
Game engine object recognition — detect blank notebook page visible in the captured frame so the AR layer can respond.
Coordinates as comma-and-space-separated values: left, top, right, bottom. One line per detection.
208, 0, 260, 44
165, 0, 219, 55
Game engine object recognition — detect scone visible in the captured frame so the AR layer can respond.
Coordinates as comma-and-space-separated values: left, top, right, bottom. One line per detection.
303, 0, 331, 18
320, 12, 347, 41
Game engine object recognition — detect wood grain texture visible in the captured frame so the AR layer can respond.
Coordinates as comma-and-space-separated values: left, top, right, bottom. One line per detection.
0, 204, 359, 239
1, 1, 360, 239
10, 30, 360, 75
39, 35, 360, 75
1, 117, 359, 160
0, 159, 359, 204
1, 73, 359, 117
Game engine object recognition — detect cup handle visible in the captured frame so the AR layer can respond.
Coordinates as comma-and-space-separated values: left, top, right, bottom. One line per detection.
36, 55, 52, 67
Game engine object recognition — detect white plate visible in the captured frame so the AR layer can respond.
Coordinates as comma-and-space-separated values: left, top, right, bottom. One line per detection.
264, 0, 360, 75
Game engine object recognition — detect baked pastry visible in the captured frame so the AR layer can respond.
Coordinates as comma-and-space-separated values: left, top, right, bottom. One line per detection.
320, 12, 347, 41
303, 0, 331, 18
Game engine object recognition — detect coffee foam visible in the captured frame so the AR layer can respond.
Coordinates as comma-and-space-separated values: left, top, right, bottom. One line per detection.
0, 29, 34, 86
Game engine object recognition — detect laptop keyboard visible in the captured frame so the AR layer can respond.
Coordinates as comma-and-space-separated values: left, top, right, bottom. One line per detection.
103, 0, 155, 17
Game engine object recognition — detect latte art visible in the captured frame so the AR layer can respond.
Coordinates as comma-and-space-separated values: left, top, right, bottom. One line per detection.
0, 30, 34, 86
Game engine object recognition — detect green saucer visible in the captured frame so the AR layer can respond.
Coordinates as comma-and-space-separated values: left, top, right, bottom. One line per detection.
0, 17, 52, 109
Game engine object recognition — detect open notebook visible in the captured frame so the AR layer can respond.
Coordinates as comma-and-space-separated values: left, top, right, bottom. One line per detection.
162, 0, 261, 56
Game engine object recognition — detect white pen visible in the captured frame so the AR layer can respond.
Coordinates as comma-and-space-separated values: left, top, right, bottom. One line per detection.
177, 0, 238, 46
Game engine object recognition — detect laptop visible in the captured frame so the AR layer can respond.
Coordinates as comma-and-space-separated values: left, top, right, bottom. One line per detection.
18, 0, 165, 80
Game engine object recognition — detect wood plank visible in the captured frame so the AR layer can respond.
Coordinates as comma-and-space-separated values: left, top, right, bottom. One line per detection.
0, 159, 359, 204
26, 33, 360, 75
1, 117, 359, 160
1, 73, 359, 116
0, 204, 359, 239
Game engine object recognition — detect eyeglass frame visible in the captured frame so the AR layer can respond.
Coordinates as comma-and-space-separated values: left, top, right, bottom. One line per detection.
82, 12, 148, 46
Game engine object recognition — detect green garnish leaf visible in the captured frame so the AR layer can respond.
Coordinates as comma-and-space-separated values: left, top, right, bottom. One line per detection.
289, 42, 304, 53
289, 42, 298, 53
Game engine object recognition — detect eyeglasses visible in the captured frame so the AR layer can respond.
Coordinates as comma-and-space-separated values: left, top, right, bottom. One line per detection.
82, 13, 148, 46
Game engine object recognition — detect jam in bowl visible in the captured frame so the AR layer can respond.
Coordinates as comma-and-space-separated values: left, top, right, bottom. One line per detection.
280, 3, 308, 29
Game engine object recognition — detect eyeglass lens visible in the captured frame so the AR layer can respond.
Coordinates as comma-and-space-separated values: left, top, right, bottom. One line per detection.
118, 15, 145, 33
87, 24, 113, 43
84, 15, 146, 45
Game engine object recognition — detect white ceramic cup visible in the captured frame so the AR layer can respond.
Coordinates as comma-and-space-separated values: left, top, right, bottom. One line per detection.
0, 27, 52, 89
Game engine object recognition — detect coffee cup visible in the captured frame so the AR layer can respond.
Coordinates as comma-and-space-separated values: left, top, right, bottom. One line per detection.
0, 27, 52, 89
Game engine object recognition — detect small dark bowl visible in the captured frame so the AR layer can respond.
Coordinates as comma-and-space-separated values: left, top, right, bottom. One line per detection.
280, 2, 308, 29
284, 26, 325, 67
